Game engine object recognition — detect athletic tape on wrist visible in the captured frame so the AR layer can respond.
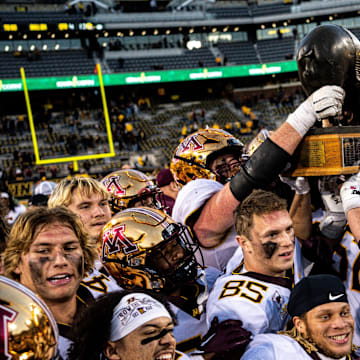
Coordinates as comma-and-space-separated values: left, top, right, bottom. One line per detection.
286, 99, 316, 137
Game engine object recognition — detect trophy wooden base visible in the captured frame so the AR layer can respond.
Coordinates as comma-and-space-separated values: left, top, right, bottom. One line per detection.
287, 126, 360, 177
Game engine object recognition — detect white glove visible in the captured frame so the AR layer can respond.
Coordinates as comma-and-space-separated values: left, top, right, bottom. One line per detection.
279, 176, 310, 195
340, 171, 360, 216
318, 175, 346, 239
286, 85, 345, 137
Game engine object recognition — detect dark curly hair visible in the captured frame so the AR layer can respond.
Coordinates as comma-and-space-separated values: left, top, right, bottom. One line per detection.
67, 289, 177, 360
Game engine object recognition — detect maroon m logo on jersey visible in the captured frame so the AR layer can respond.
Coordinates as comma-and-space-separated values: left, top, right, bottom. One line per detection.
103, 176, 126, 196
103, 225, 138, 256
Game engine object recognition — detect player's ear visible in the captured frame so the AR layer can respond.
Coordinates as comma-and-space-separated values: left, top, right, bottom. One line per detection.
236, 235, 252, 252
104, 341, 121, 360
293, 316, 306, 334
14, 254, 25, 275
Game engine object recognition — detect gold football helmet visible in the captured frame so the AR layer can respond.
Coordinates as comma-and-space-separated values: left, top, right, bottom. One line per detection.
99, 207, 200, 291
101, 169, 163, 214
0, 276, 59, 360
171, 128, 244, 186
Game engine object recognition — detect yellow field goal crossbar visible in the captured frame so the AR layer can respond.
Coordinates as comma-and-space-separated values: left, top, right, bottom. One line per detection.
20, 63, 115, 171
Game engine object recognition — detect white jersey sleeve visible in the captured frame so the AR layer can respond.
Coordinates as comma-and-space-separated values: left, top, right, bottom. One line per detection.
172, 179, 238, 271
242, 333, 312, 360
81, 267, 122, 299
206, 273, 290, 336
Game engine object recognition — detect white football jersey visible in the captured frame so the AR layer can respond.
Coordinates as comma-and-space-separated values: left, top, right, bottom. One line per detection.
206, 268, 294, 336
81, 266, 123, 297
175, 350, 192, 359
58, 268, 122, 359
242, 333, 319, 359
172, 179, 239, 271
58, 336, 72, 360
172, 267, 221, 354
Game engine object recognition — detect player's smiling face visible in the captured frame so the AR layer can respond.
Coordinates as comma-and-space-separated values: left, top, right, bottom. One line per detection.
106, 317, 176, 360
240, 210, 295, 277
296, 302, 354, 358
15, 222, 84, 305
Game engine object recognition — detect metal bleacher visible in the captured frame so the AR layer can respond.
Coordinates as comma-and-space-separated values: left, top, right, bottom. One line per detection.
0, 50, 97, 78
107, 48, 217, 73
249, 2, 291, 17
0, 11, 84, 23
217, 41, 259, 65
257, 37, 295, 63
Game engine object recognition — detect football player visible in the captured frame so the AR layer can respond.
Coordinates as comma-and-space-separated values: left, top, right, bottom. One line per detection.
203, 190, 307, 359
171, 128, 245, 270
0, 275, 59, 360
48, 177, 112, 245
99, 207, 221, 356
68, 290, 191, 360
3, 206, 105, 359
242, 274, 357, 359
171, 85, 345, 271
48, 177, 122, 297
101, 168, 165, 215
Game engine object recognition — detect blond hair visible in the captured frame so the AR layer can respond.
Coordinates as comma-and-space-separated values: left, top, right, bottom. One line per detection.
48, 177, 109, 208
234, 189, 288, 239
3, 206, 96, 280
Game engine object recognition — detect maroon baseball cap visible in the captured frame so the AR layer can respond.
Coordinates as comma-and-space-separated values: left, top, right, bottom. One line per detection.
156, 168, 174, 187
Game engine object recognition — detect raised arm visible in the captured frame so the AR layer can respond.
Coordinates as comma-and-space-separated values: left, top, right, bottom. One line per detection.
195, 86, 345, 247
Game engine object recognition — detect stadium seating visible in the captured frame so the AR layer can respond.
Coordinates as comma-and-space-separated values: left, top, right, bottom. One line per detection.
107, 48, 216, 73
217, 41, 259, 65
0, 50, 97, 78
0, 11, 84, 23
257, 37, 295, 63
249, 2, 291, 17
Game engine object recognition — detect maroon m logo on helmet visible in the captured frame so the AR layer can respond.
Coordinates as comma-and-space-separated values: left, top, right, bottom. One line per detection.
180, 135, 203, 153
174, 135, 204, 164
103, 176, 126, 196
0, 304, 17, 360
102, 225, 138, 256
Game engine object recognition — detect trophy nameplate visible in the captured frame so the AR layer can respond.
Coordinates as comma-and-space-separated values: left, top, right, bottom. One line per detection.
287, 126, 360, 176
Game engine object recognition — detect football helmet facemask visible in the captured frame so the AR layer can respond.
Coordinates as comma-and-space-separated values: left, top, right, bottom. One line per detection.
101, 169, 164, 214
99, 207, 201, 292
0, 276, 59, 360
171, 128, 244, 186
